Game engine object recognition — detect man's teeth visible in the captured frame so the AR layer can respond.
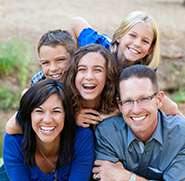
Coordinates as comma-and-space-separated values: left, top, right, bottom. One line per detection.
131, 115, 146, 121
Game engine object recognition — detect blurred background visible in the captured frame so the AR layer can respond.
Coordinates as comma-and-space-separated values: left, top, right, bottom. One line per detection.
0, 0, 185, 159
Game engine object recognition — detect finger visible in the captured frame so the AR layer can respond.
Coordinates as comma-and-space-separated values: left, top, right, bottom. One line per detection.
92, 166, 100, 174
93, 173, 100, 180
82, 109, 100, 116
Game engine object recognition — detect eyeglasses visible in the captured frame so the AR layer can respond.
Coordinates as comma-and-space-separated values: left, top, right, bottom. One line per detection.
118, 92, 157, 108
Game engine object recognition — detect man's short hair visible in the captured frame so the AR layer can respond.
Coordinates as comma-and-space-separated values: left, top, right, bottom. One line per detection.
118, 65, 158, 92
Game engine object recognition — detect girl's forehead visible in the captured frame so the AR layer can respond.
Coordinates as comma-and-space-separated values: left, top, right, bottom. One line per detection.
78, 52, 106, 66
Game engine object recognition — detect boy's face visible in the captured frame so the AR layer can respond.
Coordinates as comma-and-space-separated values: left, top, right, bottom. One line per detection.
39, 45, 70, 83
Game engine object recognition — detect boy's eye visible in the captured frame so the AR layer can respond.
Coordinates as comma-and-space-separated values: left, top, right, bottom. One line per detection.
41, 61, 49, 65
57, 58, 67, 62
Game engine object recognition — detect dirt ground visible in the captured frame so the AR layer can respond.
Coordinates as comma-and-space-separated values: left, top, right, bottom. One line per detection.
0, 0, 185, 132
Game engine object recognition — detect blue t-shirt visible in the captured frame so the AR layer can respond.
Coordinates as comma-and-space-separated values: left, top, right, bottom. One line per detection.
3, 127, 94, 181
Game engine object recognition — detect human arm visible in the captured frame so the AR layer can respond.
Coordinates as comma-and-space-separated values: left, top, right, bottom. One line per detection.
70, 16, 92, 42
70, 16, 111, 48
93, 160, 148, 181
5, 112, 23, 134
69, 127, 94, 181
3, 134, 30, 180
160, 94, 184, 116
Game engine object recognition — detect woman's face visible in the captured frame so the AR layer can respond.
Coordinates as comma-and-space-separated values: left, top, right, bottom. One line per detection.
31, 94, 65, 144
117, 22, 154, 64
39, 45, 70, 83
75, 52, 107, 103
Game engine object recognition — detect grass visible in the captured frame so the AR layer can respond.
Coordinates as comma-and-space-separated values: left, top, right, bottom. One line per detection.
172, 89, 185, 103
0, 37, 34, 110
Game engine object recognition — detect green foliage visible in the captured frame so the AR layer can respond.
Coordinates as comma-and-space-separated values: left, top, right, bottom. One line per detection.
0, 86, 21, 110
172, 89, 185, 103
0, 134, 2, 159
0, 37, 33, 87
0, 37, 34, 110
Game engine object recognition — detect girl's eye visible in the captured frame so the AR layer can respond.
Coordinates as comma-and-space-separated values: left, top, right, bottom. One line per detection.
95, 68, 103, 72
77, 68, 86, 72
129, 33, 136, 38
143, 39, 150, 44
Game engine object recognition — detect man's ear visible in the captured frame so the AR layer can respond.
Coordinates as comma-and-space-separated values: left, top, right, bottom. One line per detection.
116, 97, 122, 112
155, 91, 165, 108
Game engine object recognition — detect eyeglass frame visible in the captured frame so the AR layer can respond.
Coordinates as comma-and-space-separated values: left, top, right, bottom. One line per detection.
118, 92, 158, 108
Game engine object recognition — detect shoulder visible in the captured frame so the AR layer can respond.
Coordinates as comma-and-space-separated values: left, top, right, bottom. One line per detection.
31, 70, 45, 86
4, 133, 23, 145
160, 111, 185, 136
75, 126, 94, 145
95, 114, 125, 135
76, 126, 93, 137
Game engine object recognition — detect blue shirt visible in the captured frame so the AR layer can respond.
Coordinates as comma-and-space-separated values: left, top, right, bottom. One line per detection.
3, 127, 94, 181
31, 70, 45, 86
78, 27, 111, 49
95, 111, 185, 181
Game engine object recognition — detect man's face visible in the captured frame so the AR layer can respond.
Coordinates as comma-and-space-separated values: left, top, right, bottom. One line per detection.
119, 77, 162, 141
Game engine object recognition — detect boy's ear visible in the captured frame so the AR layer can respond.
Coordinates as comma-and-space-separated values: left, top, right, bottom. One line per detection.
155, 91, 165, 108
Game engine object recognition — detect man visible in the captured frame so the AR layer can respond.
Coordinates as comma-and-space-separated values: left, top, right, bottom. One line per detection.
93, 65, 185, 181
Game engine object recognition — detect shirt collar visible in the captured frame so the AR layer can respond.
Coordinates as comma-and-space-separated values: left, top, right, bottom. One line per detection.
148, 111, 163, 145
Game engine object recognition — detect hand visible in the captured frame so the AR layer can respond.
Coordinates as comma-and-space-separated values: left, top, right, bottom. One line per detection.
92, 160, 131, 181
75, 109, 101, 127
160, 94, 183, 116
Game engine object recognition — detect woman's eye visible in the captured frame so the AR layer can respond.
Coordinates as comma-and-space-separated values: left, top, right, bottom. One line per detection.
34, 109, 43, 113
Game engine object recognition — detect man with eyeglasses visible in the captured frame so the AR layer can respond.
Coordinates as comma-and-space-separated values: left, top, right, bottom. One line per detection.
93, 65, 185, 181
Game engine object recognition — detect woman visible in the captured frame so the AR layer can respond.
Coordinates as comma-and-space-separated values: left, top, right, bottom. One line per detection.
3, 79, 94, 180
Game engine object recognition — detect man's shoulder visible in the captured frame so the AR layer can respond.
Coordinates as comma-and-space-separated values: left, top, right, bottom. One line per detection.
96, 114, 126, 132
161, 112, 185, 136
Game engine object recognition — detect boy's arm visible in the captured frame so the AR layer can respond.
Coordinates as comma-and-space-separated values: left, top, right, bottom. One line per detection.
5, 113, 23, 134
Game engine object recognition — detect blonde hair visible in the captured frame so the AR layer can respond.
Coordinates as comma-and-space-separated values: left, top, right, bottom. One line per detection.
112, 11, 160, 69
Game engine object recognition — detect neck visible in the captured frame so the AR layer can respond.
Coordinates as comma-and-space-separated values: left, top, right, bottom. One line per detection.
80, 96, 101, 110
36, 138, 60, 156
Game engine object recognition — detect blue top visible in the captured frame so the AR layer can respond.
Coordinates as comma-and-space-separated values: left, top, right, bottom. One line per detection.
95, 111, 185, 181
78, 27, 111, 49
3, 127, 94, 181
